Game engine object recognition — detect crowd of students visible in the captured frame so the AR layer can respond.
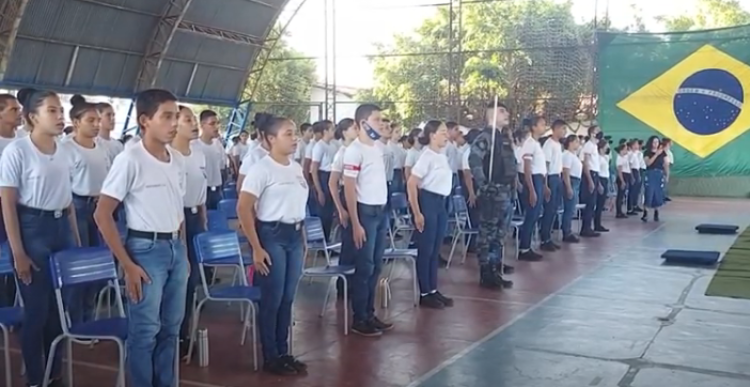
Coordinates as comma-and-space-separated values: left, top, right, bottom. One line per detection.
0, 86, 673, 385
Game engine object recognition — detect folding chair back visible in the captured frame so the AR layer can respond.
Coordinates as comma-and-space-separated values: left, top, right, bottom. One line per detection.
207, 210, 229, 231
218, 199, 239, 219
390, 192, 409, 214
223, 187, 238, 200
451, 195, 472, 228
304, 217, 327, 244
49, 247, 119, 289
194, 231, 243, 265
0, 243, 12, 275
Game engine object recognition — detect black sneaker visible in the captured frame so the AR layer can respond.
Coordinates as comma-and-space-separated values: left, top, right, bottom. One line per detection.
352, 320, 382, 337
434, 291, 454, 307
654, 210, 660, 222
370, 316, 394, 332
594, 226, 610, 232
616, 213, 628, 219
580, 230, 601, 238
540, 242, 557, 252
47, 379, 68, 387
501, 264, 515, 274
263, 358, 298, 376
563, 234, 580, 243
420, 293, 445, 309
281, 355, 307, 373
518, 250, 543, 261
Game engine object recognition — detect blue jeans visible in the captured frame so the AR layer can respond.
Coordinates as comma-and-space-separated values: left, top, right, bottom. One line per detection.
70, 196, 102, 324
181, 209, 205, 338
562, 177, 581, 237
540, 174, 562, 243
16, 207, 75, 386
351, 203, 388, 323
125, 236, 188, 387
519, 174, 545, 250
415, 190, 448, 294
579, 171, 599, 232
254, 222, 304, 361
317, 170, 334, 238
336, 191, 355, 294
628, 169, 641, 211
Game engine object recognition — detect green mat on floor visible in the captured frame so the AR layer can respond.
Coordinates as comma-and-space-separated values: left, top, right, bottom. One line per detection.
705, 227, 750, 299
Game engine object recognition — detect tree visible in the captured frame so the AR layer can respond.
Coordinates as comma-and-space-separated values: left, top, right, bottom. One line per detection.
655, 0, 750, 31
358, 0, 595, 127
201, 31, 317, 134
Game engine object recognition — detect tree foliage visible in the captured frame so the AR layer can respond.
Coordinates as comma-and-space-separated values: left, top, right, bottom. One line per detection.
656, 0, 750, 32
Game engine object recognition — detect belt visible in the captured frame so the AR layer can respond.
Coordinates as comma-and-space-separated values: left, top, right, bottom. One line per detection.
127, 229, 180, 240
357, 202, 386, 210
257, 220, 304, 231
17, 205, 69, 219
73, 194, 97, 203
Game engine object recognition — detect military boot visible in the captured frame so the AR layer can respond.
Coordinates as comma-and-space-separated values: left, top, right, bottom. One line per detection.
480, 264, 505, 289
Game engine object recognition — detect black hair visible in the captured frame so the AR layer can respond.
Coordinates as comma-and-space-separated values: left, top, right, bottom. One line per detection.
563, 134, 579, 150
256, 113, 291, 147
445, 121, 459, 130
250, 132, 258, 140
312, 120, 333, 135
232, 136, 239, 143
383, 118, 391, 123
19, 88, 59, 127
485, 101, 508, 110
662, 137, 672, 146
334, 118, 355, 140
419, 120, 443, 146
551, 119, 567, 130
645, 135, 660, 150
522, 115, 545, 130
390, 121, 400, 130
354, 104, 381, 125
63, 125, 73, 135
178, 104, 192, 112
69, 94, 98, 121
121, 134, 132, 144
300, 122, 312, 132
597, 138, 608, 150
0, 94, 17, 111
135, 89, 177, 130
464, 128, 481, 144
616, 144, 627, 153
618, 138, 627, 145
407, 128, 422, 146
95, 102, 113, 114
199, 110, 217, 122
583, 136, 590, 142
587, 125, 599, 136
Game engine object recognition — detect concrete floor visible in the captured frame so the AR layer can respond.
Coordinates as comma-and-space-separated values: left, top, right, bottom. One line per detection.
4, 197, 750, 387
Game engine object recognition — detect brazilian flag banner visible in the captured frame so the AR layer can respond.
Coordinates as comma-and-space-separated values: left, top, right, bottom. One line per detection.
598, 26, 750, 182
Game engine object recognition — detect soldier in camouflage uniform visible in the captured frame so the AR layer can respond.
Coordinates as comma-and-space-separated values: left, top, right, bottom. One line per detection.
468, 102, 517, 289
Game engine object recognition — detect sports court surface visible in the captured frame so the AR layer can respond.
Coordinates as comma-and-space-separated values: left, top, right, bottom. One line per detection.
4, 198, 750, 387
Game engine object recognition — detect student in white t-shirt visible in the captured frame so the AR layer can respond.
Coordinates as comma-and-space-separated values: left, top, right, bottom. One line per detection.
169, 105, 208, 351
560, 135, 582, 242
343, 104, 394, 337
406, 120, 454, 309
328, 119, 358, 294
0, 94, 19, 158
94, 89, 188, 387
579, 125, 604, 237
518, 117, 547, 260
0, 89, 80, 387
595, 139, 611, 231
194, 110, 224, 209
228, 130, 248, 175
303, 127, 322, 182
95, 101, 124, 164
293, 122, 312, 164
662, 137, 673, 201
236, 114, 308, 376
403, 128, 423, 182
539, 120, 566, 252
310, 120, 337, 237
615, 143, 630, 218
626, 139, 642, 214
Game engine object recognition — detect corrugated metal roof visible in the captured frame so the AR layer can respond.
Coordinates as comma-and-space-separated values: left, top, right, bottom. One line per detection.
0, 0, 291, 105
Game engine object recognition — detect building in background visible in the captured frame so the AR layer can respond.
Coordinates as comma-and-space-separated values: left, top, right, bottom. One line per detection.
308, 83, 360, 123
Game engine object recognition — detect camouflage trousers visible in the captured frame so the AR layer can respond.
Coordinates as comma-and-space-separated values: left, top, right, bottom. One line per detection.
476, 183, 513, 265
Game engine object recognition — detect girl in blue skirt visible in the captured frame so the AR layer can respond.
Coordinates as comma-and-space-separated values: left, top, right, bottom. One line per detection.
641, 136, 669, 222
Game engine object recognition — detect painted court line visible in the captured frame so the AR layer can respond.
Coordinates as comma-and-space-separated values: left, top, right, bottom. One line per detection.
406, 225, 665, 387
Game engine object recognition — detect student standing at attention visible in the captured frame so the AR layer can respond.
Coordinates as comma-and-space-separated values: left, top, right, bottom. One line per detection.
407, 120, 454, 309
518, 116, 547, 261
0, 89, 81, 387
560, 135, 582, 243
579, 126, 603, 237
539, 119, 565, 252
95, 101, 124, 164
0, 93, 19, 307
310, 120, 337, 238
94, 89, 188, 387
237, 114, 309, 375
343, 104, 394, 336
170, 106, 208, 355
195, 110, 224, 210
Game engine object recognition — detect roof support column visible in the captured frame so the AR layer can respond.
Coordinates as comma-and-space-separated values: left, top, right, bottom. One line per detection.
0, 0, 29, 80
135, 0, 193, 92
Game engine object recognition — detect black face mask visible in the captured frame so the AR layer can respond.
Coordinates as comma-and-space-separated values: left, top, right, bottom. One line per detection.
595, 132, 604, 140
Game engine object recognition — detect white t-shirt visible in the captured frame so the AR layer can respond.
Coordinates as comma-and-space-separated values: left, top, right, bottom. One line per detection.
562, 150, 583, 179
461, 146, 470, 171
521, 136, 547, 175
0, 136, 74, 211
241, 156, 308, 224
665, 148, 674, 165
192, 138, 224, 187
100, 141, 186, 233
230, 143, 247, 159
305, 139, 317, 160
0, 136, 16, 157
542, 139, 563, 175
343, 139, 388, 206
124, 136, 141, 150
178, 145, 208, 208
64, 139, 111, 196
96, 136, 124, 164
377, 141, 395, 181
239, 145, 269, 176
294, 139, 307, 162
638, 152, 647, 169
580, 140, 600, 173
404, 147, 422, 169
411, 147, 453, 196
15, 127, 30, 138
331, 145, 347, 173
627, 151, 638, 171
391, 142, 406, 169
312, 139, 338, 172
444, 142, 461, 173
599, 154, 610, 178
514, 145, 523, 173
616, 154, 630, 173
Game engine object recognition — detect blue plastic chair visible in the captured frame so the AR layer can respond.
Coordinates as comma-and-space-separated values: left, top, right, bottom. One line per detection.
389, 192, 415, 248
222, 187, 238, 200
0, 244, 22, 387
43, 247, 127, 387
305, 217, 341, 267
218, 199, 239, 220
448, 195, 479, 267
187, 231, 260, 370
